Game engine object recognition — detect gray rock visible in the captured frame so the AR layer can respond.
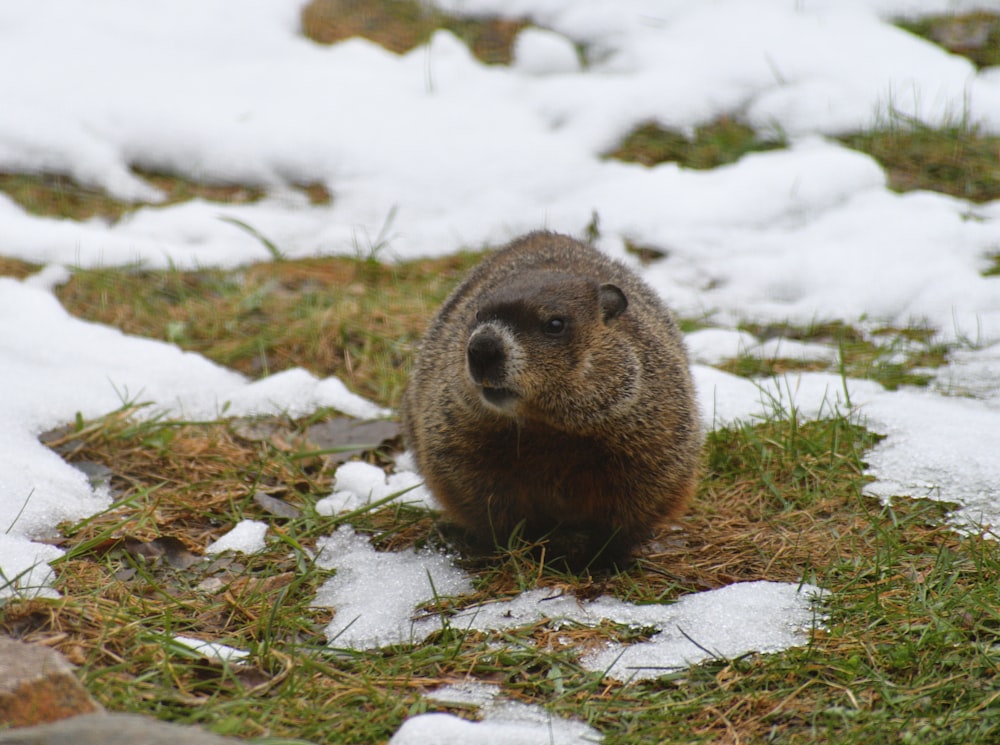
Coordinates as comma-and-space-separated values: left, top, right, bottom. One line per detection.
0, 637, 102, 727
0, 713, 245, 745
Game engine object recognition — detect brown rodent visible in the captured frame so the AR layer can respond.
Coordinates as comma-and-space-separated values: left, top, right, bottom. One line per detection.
401, 231, 701, 570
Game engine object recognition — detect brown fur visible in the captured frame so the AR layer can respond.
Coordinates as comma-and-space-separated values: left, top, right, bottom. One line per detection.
401, 231, 701, 569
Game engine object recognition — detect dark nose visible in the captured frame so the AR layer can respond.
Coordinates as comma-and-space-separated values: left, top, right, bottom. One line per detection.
467, 332, 505, 384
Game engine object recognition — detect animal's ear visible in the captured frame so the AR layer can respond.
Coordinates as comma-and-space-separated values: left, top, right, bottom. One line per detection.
598, 284, 628, 322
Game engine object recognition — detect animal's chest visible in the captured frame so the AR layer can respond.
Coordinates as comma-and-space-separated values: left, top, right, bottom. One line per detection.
476, 426, 620, 520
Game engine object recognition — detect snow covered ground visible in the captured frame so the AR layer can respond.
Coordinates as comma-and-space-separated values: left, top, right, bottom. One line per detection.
3, 0, 1000, 741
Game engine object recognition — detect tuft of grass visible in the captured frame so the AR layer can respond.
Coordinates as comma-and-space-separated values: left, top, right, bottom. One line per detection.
135, 168, 269, 210
301, 0, 433, 54
605, 117, 786, 170
856, 327, 952, 390
898, 12, 1000, 69
0, 256, 39, 279
296, 181, 334, 206
218, 216, 288, 261
716, 356, 830, 379
730, 320, 950, 391
839, 118, 1000, 202
0, 172, 139, 223
55, 252, 485, 408
446, 16, 530, 66
655, 410, 887, 593
300, 0, 529, 65
623, 239, 669, 266
0, 169, 330, 223
984, 252, 1000, 277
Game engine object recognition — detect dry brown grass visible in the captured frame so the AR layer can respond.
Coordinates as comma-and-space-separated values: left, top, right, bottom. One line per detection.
0, 257, 38, 279
301, 0, 529, 65
31, 401, 889, 616
0, 170, 330, 223
41, 408, 354, 548
301, 0, 435, 53
606, 117, 785, 170
840, 120, 1000, 203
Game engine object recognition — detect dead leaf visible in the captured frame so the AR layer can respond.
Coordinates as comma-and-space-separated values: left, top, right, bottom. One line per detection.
122, 536, 200, 569
234, 667, 272, 689
302, 417, 400, 464
229, 417, 300, 451
253, 491, 302, 519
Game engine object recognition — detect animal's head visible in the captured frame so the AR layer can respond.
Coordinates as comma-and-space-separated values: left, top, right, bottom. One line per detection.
464, 271, 636, 429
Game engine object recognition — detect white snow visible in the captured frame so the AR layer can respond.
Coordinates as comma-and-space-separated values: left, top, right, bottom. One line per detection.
313, 525, 474, 649
204, 519, 269, 555
311, 520, 820, 679
172, 635, 251, 664
399, 682, 603, 744
580, 582, 821, 682
934, 341, 1000, 402
314, 460, 438, 516
389, 706, 603, 745
0, 534, 62, 600
512, 28, 582, 75
860, 387, 1000, 530
433, 581, 820, 683
3, 1, 1000, 740
692, 367, 1000, 531
220, 368, 389, 421
426, 682, 503, 708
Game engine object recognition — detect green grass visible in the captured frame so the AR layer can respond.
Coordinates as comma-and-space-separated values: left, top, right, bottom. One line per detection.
984, 253, 1000, 278
0, 170, 330, 223
839, 118, 1000, 203
718, 321, 951, 391
605, 117, 786, 170
600, 102, 1000, 207
602, 113, 1000, 204
4, 396, 998, 743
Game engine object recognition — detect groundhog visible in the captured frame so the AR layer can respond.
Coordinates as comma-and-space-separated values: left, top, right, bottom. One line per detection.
400, 231, 701, 570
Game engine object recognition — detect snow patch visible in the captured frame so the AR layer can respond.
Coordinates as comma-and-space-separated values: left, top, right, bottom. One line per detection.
315, 461, 438, 516
205, 520, 269, 555
313, 526, 473, 649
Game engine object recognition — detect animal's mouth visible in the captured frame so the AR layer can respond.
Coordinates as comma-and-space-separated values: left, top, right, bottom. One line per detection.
479, 383, 517, 408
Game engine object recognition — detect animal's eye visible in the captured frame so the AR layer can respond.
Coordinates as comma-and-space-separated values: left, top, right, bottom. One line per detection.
543, 317, 566, 336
